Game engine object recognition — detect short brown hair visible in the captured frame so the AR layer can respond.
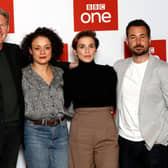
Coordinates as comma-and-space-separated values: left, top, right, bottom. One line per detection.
72, 30, 99, 50
126, 19, 151, 38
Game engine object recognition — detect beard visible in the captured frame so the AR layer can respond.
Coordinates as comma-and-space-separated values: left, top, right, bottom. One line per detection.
131, 44, 150, 56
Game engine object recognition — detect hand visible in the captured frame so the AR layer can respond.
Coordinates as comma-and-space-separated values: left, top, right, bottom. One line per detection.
110, 108, 116, 116
69, 62, 79, 69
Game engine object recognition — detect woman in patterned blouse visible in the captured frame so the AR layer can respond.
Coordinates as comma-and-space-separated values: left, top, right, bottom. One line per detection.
21, 27, 70, 168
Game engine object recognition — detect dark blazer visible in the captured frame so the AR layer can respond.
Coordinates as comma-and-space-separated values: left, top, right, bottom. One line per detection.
0, 42, 24, 130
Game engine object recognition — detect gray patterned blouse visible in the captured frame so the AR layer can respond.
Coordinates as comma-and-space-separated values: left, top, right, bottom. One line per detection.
22, 65, 71, 120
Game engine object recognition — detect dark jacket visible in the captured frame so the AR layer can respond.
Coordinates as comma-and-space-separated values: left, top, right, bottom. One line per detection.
0, 42, 24, 136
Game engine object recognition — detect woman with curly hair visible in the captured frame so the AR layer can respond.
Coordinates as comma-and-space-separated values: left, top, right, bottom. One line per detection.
21, 27, 70, 168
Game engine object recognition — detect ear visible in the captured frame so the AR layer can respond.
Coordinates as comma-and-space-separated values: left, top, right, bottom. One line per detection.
126, 38, 128, 46
29, 48, 33, 55
73, 49, 77, 56
7, 24, 9, 33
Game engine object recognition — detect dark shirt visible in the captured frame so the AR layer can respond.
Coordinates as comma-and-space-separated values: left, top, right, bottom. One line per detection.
63, 60, 117, 109
0, 48, 19, 123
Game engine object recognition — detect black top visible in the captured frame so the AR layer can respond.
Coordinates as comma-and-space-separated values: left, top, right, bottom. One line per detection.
63, 60, 117, 109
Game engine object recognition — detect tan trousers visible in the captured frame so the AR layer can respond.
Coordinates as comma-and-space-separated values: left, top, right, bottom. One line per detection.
69, 107, 119, 168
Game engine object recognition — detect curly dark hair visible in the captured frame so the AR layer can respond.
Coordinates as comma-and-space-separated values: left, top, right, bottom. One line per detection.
72, 30, 99, 50
21, 27, 64, 67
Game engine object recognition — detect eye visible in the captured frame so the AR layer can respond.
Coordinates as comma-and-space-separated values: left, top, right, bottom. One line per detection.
140, 35, 145, 39
0, 24, 7, 28
129, 35, 136, 40
34, 47, 40, 50
79, 44, 85, 49
89, 44, 95, 48
46, 46, 51, 50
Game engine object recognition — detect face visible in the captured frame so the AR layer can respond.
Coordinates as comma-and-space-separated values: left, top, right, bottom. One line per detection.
74, 36, 97, 63
0, 15, 9, 49
29, 36, 52, 66
126, 26, 150, 56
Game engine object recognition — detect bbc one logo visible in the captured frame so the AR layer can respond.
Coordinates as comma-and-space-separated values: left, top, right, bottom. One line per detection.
73, 0, 118, 31
81, 4, 111, 24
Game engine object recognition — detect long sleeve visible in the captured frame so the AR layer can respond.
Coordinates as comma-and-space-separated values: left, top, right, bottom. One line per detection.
63, 61, 117, 109
63, 70, 72, 108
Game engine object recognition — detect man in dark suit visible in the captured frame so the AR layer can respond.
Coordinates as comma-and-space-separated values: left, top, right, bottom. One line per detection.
0, 8, 24, 168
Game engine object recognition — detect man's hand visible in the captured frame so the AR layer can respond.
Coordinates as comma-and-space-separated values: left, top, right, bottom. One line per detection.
69, 62, 79, 69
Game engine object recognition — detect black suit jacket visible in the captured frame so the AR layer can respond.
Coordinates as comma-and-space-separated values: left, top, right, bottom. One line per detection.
0, 42, 24, 131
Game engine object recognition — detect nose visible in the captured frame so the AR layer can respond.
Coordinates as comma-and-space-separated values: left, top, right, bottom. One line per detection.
136, 37, 141, 45
85, 47, 89, 53
40, 48, 45, 54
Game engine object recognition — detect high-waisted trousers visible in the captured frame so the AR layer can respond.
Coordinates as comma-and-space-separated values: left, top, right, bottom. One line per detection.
69, 107, 119, 168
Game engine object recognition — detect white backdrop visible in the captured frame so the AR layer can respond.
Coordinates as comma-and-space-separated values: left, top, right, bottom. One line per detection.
2, 0, 168, 167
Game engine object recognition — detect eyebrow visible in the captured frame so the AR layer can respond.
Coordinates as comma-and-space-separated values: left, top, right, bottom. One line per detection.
128, 33, 146, 37
32, 44, 51, 47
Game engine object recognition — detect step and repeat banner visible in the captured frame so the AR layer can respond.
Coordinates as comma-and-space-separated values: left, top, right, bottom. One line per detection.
0, 0, 168, 167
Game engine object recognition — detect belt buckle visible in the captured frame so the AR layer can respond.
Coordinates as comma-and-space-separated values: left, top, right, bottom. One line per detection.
50, 118, 57, 125
49, 118, 58, 125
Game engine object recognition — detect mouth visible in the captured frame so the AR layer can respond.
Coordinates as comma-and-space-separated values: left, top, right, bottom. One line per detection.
84, 55, 91, 58
39, 56, 47, 59
134, 46, 144, 51
134, 45, 144, 48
